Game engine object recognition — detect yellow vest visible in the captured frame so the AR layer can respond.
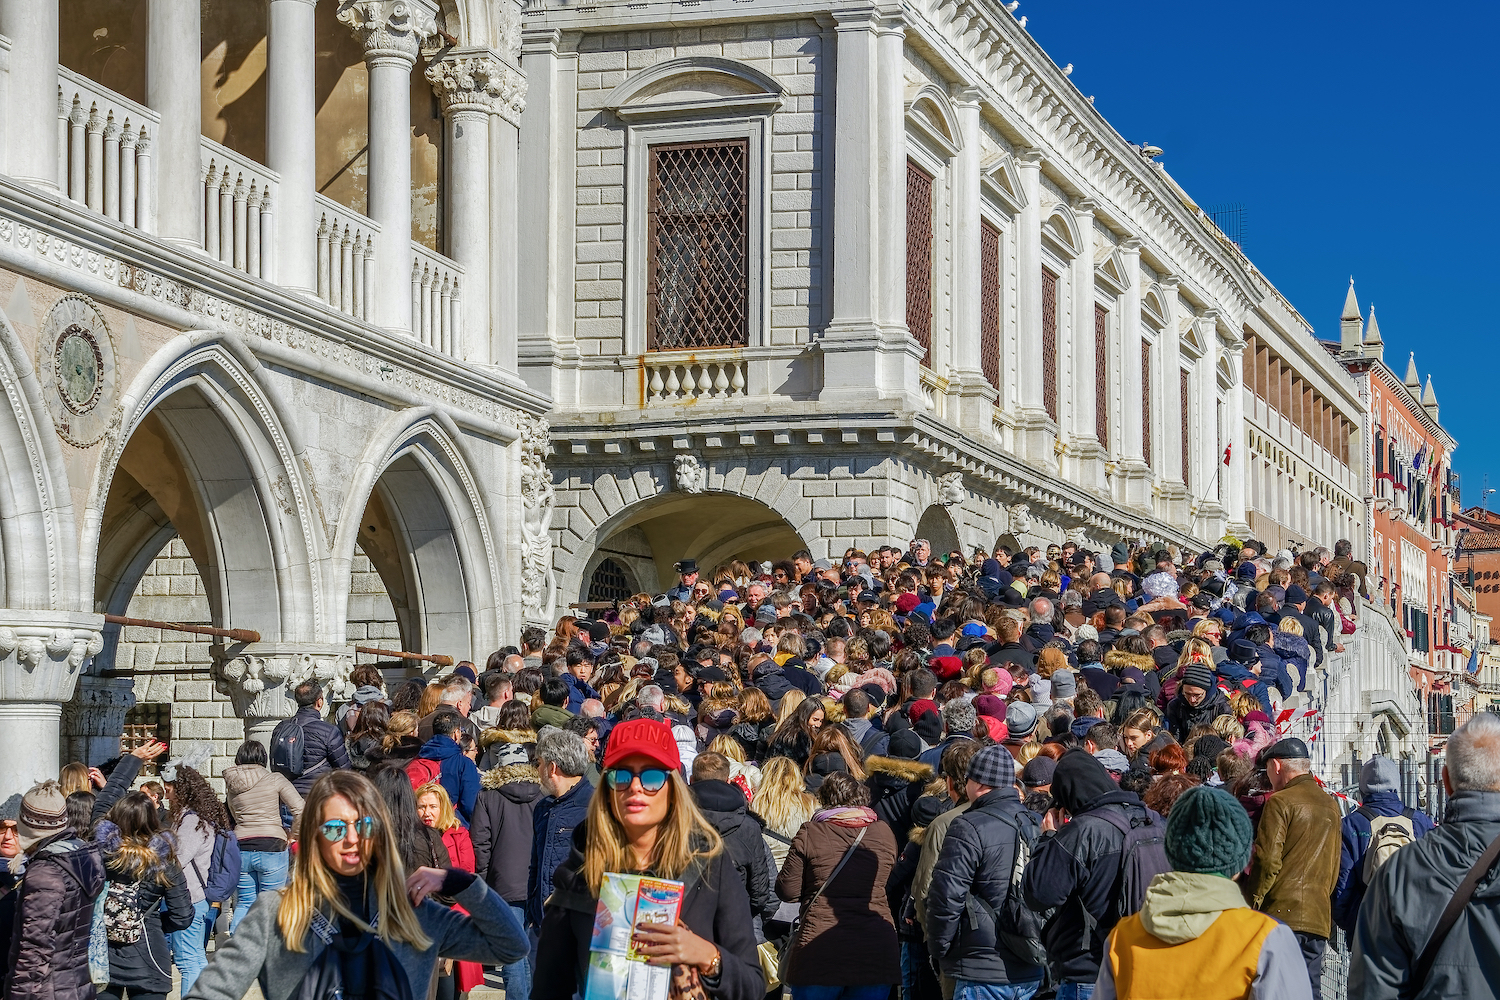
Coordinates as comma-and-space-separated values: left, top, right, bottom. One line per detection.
1108, 907, 1279, 999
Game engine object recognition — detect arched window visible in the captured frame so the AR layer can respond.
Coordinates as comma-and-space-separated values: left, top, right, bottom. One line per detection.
588, 558, 635, 604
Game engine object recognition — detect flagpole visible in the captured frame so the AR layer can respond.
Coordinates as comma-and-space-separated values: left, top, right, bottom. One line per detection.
1189, 446, 1232, 529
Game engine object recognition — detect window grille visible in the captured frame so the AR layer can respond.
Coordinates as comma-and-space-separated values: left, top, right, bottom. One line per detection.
1180, 368, 1191, 491
980, 220, 1001, 391
1141, 340, 1152, 467
906, 161, 934, 366
646, 140, 749, 351
1041, 269, 1058, 422
587, 558, 634, 605
1094, 304, 1109, 450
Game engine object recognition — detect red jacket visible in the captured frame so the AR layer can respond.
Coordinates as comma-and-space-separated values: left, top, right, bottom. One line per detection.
441, 824, 475, 873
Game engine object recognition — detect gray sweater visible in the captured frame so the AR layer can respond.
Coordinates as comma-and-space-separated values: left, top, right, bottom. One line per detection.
184, 875, 528, 1000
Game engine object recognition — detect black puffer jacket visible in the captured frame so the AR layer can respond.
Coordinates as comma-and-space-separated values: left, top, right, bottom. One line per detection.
94, 821, 195, 993
864, 756, 934, 849
280, 705, 351, 795
691, 780, 778, 921
1163, 687, 1232, 742
470, 762, 543, 904
3, 833, 105, 1000
1021, 752, 1155, 985
925, 788, 1045, 984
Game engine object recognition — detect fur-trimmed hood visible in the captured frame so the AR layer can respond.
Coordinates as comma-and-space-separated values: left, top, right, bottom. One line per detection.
480, 727, 537, 748
1102, 650, 1156, 673
481, 762, 540, 790
94, 819, 177, 877
864, 756, 935, 784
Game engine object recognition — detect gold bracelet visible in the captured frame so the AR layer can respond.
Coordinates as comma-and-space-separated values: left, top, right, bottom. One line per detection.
704, 950, 722, 979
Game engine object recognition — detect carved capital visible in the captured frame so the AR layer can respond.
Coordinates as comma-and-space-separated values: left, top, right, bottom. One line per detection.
212, 643, 355, 721
426, 48, 528, 125
337, 0, 439, 64
0, 611, 106, 703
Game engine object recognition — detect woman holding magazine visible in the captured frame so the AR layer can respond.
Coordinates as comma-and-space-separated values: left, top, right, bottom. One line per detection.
533, 718, 763, 1000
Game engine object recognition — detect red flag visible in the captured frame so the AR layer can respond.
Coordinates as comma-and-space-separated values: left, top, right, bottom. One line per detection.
1223, 443, 1232, 465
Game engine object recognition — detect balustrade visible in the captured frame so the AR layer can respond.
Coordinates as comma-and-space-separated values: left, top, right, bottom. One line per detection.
643, 355, 748, 404
57, 68, 158, 232
314, 194, 377, 323
411, 243, 462, 356
200, 138, 277, 280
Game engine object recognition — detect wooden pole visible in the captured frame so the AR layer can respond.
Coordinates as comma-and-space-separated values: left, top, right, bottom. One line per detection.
355, 646, 454, 667
103, 613, 261, 643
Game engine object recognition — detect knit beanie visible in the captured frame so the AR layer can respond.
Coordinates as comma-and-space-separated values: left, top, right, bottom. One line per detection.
1181, 663, 1216, 693
1360, 755, 1401, 796
17, 780, 68, 852
1165, 785, 1254, 878
1050, 669, 1078, 699
887, 729, 924, 760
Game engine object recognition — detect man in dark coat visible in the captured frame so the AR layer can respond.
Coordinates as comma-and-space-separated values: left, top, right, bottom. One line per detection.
1331, 755, 1435, 936
1021, 751, 1162, 995
689, 756, 778, 922
1164, 664, 1232, 741
527, 729, 593, 931
276, 681, 352, 795
926, 745, 1046, 993
471, 740, 545, 1000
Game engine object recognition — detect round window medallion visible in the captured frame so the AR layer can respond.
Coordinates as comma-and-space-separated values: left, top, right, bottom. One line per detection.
40, 295, 117, 447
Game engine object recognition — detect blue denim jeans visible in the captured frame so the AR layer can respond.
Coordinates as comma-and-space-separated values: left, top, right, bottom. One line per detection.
170, 898, 213, 994
232, 850, 291, 931
1055, 983, 1095, 1000
791, 986, 893, 1000
501, 903, 533, 1000
954, 980, 1042, 1000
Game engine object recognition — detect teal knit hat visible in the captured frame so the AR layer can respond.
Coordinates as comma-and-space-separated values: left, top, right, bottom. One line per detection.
1164, 785, 1253, 878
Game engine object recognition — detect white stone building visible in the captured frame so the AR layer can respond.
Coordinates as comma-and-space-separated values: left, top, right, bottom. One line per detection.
515, 0, 1367, 605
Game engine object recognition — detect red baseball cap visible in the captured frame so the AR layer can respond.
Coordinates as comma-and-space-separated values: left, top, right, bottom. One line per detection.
603, 718, 682, 771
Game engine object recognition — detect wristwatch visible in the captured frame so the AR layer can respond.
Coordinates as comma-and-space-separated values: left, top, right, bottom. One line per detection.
704, 950, 722, 980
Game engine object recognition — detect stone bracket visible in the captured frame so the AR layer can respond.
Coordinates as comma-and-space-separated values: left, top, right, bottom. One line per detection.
211, 642, 355, 721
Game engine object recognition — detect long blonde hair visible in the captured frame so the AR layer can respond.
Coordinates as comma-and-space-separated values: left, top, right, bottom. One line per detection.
415, 782, 459, 833
754, 756, 814, 838
278, 771, 432, 953
581, 772, 722, 895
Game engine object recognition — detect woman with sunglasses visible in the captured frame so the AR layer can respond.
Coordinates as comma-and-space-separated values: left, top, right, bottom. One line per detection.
186, 770, 526, 1000
533, 718, 763, 1000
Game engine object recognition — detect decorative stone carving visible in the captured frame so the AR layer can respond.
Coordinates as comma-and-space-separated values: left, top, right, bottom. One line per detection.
212, 644, 355, 722
0, 613, 107, 701
60, 675, 136, 766
518, 416, 557, 624
496, 0, 522, 61
1008, 503, 1033, 534
937, 472, 965, 507
337, 0, 439, 62
1066, 525, 1088, 545
674, 454, 705, 494
39, 294, 119, 447
425, 49, 528, 126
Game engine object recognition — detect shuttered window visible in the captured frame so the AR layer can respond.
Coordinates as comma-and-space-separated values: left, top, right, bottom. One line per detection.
906, 161, 934, 366
1094, 305, 1109, 450
646, 140, 749, 351
1041, 268, 1058, 422
980, 219, 1002, 391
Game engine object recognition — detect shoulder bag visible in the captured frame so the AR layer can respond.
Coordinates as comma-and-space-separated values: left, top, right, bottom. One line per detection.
777, 827, 866, 985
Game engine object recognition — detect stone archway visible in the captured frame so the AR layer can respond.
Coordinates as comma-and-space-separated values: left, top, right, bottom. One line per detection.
915, 504, 962, 559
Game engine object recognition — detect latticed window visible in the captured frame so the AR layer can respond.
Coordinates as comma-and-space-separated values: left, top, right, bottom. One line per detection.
906, 161, 934, 366
1041, 269, 1059, 422
588, 558, 634, 604
1180, 368, 1191, 491
980, 220, 1001, 391
647, 140, 749, 351
1141, 340, 1152, 467
1094, 305, 1109, 450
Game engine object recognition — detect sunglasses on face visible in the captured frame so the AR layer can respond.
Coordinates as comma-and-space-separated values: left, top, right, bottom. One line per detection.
319, 816, 378, 842
603, 766, 671, 793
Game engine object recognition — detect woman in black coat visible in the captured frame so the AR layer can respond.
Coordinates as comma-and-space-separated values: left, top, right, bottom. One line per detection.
95, 792, 195, 1000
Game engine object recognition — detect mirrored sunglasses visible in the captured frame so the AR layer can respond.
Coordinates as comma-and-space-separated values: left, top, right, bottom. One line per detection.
603, 767, 670, 793
319, 816, 378, 842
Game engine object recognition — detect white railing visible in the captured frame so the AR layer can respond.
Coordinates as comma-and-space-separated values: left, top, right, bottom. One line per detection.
411, 244, 462, 355
57, 68, 159, 232
313, 194, 377, 322
643, 354, 748, 404
200, 138, 277, 280
920, 367, 947, 418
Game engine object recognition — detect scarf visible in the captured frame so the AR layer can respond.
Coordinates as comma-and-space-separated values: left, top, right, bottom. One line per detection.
812, 806, 877, 827
295, 876, 415, 1000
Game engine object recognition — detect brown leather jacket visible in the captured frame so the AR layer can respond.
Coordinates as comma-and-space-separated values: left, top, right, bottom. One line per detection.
1247, 772, 1342, 937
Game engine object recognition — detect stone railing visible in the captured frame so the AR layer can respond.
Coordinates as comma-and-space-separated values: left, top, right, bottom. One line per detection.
411, 242, 463, 356
314, 193, 377, 322
57, 68, 158, 232
200, 138, 277, 280
642, 351, 748, 405
920, 367, 947, 418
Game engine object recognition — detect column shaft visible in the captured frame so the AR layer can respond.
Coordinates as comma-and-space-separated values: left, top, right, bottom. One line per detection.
1119, 239, 1144, 460
146, 0, 201, 246
874, 20, 906, 335
827, 11, 880, 331
267, 0, 318, 290
0, 0, 58, 190
1070, 202, 1097, 441
492, 114, 520, 371
448, 107, 490, 360
1014, 150, 1045, 447
367, 54, 415, 332
951, 94, 982, 374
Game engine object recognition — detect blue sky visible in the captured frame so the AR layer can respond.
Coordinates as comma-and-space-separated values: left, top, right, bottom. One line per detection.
1024, 1, 1499, 506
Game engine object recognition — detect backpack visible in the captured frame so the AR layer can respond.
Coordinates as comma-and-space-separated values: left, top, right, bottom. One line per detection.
406, 756, 442, 790
1359, 806, 1416, 883
966, 809, 1050, 968
1095, 805, 1173, 922
191, 828, 242, 905
270, 715, 308, 779
102, 880, 148, 944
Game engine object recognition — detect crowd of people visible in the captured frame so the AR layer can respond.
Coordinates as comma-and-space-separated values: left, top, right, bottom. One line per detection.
0, 535, 1496, 1000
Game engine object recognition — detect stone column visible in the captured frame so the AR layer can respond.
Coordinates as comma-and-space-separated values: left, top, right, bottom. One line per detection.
60, 674, 135, 766
1068, 198, 1103, 487
426, 48, 523, 365
0, 0, 58, 191
0, 612, 105, 805
339, 0, 438, 334
266, 0, 319, 290
1013, 149, 1050, 462
145, 0, 202, 247
1225, 339, 1250, 535
947, 87, 994, 431
212, 643, 355, 748
1115, 236, 1151, 507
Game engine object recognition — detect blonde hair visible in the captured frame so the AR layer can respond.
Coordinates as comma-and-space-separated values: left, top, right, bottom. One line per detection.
707, 735, 746, 763
738, 686, 773, 724
776, 688, 807, 723
1276, 617, 1304, 637
382, 711, 418, 751
59, 762, 90, 797
754, 756, 815, 838
1211, 715, 1246, 743
415, 782, 459, 832
582, 773, 722, 895
1014, 742, 1041, 767
278, 771, 432, 953
416, 683, 445, 719
1176, 638, 1215, 669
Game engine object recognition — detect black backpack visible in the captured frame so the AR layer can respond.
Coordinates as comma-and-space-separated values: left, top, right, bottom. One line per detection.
965, 810, 1050, 967
1096, 804, 1173, 921
269, 716, 307, 779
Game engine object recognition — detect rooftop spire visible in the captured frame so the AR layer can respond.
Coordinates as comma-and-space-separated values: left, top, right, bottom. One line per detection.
1405, 352, 1420, 388
1342, 277, 1361, 321
1364, 305, 1383, 345
1423, 375, 1438, 408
